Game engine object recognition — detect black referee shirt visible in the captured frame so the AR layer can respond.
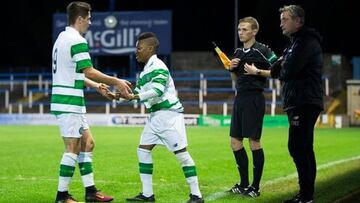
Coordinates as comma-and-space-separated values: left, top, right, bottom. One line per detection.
232, 41, 277, 93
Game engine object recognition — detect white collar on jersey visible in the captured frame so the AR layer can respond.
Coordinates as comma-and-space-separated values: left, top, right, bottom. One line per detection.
65, 26, 81, 36
144, 54, 158, 69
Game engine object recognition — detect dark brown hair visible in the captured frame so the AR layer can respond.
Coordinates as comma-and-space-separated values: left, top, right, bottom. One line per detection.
66, 1, 91, 25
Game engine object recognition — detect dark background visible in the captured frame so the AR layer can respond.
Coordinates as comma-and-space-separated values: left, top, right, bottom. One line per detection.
1, 0, 358, 69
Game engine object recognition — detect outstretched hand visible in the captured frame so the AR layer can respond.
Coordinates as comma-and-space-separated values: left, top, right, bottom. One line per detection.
115, 92, 136, 101
114, 79, 133, 99
96, 83, 116, 100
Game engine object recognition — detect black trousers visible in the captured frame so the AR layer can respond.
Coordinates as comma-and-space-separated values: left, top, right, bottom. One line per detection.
286, 104, 321, 200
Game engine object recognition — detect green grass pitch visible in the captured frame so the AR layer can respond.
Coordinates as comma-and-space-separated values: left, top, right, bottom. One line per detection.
0, 126, 359, 202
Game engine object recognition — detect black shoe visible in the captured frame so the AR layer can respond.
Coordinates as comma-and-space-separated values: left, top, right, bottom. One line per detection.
126, 193, 155, 202
227, 183, 248, 194
187, 194, 204, 203
283, 194, 313, 203
243, 186, 260, 198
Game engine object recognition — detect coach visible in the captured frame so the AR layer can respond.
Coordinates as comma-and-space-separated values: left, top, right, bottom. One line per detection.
244, 5, 324, 203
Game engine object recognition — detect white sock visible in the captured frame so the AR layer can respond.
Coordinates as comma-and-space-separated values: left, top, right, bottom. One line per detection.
137, 148, 153, 197
175, 151, 202, 197
58, 153, 78, 192
78, 152, 95, 188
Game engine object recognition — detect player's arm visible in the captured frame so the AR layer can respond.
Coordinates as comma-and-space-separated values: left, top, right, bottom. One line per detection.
83, 67, 132, 99
128, 69, 169, 101
116, 84, 140, 102
118, 87, 158, 101
71, 41, 132, 99
140, 69, 168, 101
84, 77, 116, 100
84, 77, 100, 89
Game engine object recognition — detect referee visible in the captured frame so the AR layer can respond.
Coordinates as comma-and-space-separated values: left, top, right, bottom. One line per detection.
227, 16, 277, 198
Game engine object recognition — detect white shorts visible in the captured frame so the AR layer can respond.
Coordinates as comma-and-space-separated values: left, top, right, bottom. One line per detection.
56, 113, 89, 138
140, 110, 188, 152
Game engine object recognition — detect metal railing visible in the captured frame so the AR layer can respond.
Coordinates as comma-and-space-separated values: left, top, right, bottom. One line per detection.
0, 71, 330, 115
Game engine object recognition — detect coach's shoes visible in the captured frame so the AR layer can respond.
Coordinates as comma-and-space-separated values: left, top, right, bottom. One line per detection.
187, 194, 204, 203
55, 194, 84, 203
283, 194, 313, 203
243, 186, 260, 197
85, 190, 113, 202
228, 183, 248, 194
126, 193, 155, 202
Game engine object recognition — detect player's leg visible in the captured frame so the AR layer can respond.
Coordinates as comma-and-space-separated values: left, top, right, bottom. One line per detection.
229, 95, 249, 193
242, 92, 265, 197
158, 111, 203, 203
173, 148, 204, 203
55, 114, 82, 203
79, 122, 113, 202
126, 144, 156, 202
127, 117, 158, 202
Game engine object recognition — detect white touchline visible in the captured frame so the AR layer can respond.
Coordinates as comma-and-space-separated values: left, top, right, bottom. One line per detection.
205, 155, 360, 201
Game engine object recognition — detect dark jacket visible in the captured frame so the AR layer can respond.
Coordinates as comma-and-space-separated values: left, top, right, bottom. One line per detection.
271, 27, 324, 111
232, 41, 277, 93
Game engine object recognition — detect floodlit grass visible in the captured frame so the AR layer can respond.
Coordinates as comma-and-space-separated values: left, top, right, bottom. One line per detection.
0, 126, 359, 202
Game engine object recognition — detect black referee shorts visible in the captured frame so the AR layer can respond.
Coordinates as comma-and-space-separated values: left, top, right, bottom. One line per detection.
230, 91, 265, 139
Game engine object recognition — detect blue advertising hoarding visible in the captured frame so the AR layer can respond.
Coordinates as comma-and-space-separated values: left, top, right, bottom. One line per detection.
53, 11, 172, 56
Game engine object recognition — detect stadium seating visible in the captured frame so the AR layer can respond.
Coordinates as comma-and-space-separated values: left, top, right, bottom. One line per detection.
0, 70, 291, 115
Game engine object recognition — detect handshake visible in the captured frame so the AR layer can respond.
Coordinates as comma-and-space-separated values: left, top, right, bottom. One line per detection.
96, 83, 138, 101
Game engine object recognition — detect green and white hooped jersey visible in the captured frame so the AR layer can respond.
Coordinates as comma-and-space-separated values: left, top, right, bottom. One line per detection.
134, 55, 183, 113
51, 27, 93, 115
